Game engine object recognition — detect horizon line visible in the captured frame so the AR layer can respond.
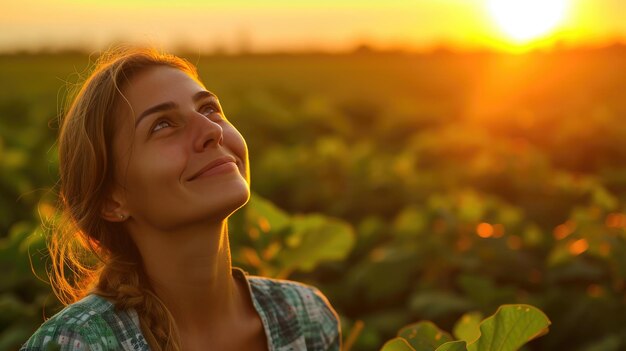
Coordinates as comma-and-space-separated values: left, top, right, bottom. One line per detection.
2, 39, 626, 57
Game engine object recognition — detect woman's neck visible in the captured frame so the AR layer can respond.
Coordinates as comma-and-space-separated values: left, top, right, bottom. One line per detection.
128, 219, 244, 332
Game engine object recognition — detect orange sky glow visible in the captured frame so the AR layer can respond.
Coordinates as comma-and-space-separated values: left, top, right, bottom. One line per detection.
1, 0, 626, 54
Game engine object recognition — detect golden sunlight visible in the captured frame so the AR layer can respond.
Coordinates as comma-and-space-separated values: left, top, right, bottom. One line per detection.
487, 0, 569, 42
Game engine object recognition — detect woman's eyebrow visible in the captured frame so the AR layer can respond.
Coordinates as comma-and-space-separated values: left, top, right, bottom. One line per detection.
193, 90, 217, 102
135, 102, 177, 128
135, 91, 218, 129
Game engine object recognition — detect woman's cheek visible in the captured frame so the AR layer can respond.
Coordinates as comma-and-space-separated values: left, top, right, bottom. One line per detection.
134, 146, 186, 184
225, 127, 248, 163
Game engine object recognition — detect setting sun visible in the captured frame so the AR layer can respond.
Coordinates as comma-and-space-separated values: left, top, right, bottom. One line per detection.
487, 0, 569, 42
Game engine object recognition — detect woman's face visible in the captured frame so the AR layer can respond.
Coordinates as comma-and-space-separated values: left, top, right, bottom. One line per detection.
109, 65, 250, 231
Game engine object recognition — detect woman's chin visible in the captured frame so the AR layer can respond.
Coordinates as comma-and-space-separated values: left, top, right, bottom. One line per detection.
214, 182, 251, 219
229, 183, 251, 212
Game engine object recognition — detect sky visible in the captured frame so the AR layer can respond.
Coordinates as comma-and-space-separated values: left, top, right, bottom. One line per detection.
1, 0, 626, 53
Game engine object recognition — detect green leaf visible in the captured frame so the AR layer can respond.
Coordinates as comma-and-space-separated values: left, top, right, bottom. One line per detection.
275, 214, 355, 271
468, 304, 551, 351
247, 195, 291, 234
453, 312, 483, 344
381, 338, 416, 351
397, 321, 453, 351
435, 341, 468, 351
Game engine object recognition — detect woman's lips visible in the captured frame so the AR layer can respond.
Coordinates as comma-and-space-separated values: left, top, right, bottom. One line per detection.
192, 161, 238, 180
188, 156, 238, 181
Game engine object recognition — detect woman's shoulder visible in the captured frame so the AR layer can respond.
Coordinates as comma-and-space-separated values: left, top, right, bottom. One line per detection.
247, 274, 335, 312
243, 272, 341, 350
20, 294, 148, 351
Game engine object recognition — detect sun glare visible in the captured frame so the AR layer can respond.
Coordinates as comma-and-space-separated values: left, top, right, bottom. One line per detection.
487, 0, 568, 42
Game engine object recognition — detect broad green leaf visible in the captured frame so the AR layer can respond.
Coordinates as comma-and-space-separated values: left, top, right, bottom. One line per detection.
468, 304, 550, 351
275, 214, 354, 271
381, 338, 416, 351
246, 195, 291, 233
398, 321, 453, 351
435, 341, 468, 351
453, 312, 483, 344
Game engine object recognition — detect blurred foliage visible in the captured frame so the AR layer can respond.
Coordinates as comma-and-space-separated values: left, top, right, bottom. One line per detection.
380, 304, 550, 351
2, 47, 626, 350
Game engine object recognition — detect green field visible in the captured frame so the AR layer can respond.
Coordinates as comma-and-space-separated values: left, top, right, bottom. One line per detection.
2, 48, 626, 350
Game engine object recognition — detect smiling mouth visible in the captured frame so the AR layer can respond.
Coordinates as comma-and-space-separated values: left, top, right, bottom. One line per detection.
188, 156, 237, 181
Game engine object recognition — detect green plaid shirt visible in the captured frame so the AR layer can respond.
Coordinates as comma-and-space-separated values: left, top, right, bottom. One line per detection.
21, 269, 341, 351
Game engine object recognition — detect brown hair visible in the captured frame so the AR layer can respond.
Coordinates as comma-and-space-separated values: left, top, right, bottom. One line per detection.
50, 47, 200, 351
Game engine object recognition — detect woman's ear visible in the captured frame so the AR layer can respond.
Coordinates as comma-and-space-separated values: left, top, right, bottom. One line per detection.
101, 188, 129, 222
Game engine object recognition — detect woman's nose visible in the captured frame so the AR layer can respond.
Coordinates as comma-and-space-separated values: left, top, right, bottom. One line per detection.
191, 112, 223, 152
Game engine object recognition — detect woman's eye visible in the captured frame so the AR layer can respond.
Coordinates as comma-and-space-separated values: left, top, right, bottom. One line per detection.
152, 120, 171, 133
200, 102, 222, 117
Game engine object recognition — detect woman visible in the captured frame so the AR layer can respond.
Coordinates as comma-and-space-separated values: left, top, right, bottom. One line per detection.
21, 47, 341, 351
